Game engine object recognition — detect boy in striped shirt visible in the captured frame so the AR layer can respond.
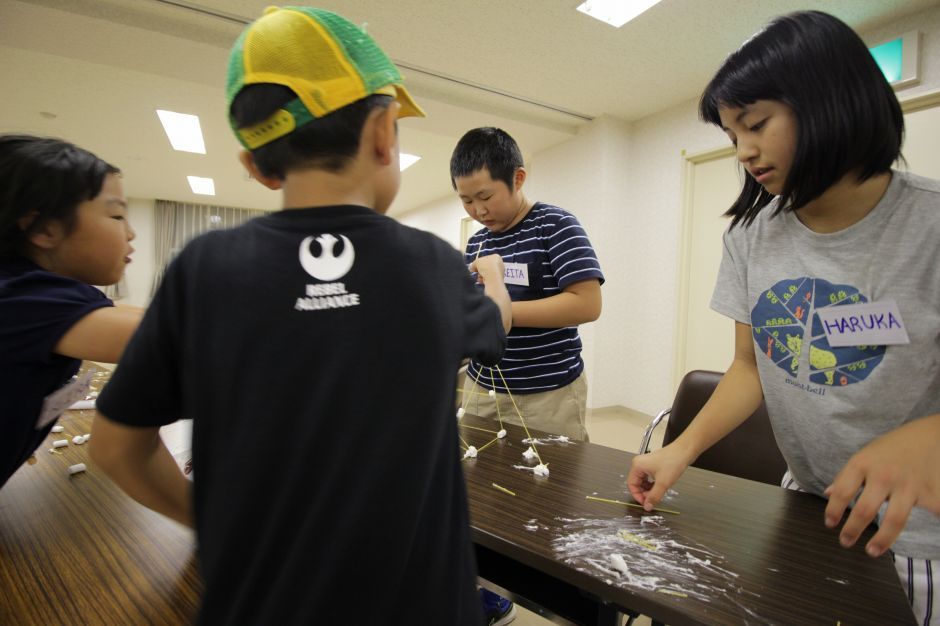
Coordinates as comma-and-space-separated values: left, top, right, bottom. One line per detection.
452, 127, 604, 443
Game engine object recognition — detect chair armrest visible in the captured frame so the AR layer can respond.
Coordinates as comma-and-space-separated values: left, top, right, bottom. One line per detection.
638, 408, 670, 455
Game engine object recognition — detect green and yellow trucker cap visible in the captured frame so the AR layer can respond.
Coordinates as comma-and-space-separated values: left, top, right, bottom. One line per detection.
226, 6, 425, 149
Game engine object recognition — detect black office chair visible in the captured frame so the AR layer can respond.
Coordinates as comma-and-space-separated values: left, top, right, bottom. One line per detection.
638, 369, 787, 485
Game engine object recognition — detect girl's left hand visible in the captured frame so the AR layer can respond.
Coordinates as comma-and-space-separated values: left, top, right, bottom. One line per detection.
824, 414, 940, 557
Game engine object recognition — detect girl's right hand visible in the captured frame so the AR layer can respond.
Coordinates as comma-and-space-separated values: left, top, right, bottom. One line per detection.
627, 442, 696, 511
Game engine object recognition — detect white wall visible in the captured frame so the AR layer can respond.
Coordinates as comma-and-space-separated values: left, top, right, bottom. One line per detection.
397, 195, 466, 250
394, 4, 940, 416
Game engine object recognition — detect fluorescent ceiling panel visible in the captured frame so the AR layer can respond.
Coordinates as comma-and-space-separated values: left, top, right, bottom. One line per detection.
576, 0, 662, 28
187, 176, 215, 195
400, 153, 421, 172
156, 109, 206, 154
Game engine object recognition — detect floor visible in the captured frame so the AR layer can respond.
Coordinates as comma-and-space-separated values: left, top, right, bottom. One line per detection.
509, 405, 663, 626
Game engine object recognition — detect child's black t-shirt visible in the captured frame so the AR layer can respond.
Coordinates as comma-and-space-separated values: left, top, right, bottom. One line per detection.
0, 257, 112, 487
98, 206, 504, 625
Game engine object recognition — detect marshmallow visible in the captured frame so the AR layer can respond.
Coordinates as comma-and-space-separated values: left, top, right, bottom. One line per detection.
72, 435, 85, 445
463, 446, 478, 459
522, 446, 537, 460
533, 463, 550, 477
456, 407, 465, 419
51, 425, 65, 433
488, 389, 496, 397
497, 429, 507, 439
52, 439, 68, 449
68, 463, 87, 475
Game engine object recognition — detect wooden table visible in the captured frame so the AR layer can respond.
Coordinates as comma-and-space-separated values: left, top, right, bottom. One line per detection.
0, 407, 916, 626
0, 409, 201, 625
460, 414, 915, 626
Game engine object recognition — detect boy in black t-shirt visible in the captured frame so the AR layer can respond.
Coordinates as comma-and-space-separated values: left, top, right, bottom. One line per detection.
90, 6, 511, 625
0, 135, 141, 488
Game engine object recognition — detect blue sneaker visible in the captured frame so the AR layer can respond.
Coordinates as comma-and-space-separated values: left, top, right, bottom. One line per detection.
480, 588, 516, 626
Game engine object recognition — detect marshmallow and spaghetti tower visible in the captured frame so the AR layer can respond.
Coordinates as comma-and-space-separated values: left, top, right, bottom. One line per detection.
457, 362, 548, 476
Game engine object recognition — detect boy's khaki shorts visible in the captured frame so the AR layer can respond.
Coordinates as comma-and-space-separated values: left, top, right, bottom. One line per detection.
460, 372, 588, 441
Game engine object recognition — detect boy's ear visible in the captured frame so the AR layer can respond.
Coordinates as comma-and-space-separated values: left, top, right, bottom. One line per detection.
20, 213, 65, 250
16, 210, 39, 233
238, 150, 282, 190
372, 101, 401, 167
513, 167, 527, 192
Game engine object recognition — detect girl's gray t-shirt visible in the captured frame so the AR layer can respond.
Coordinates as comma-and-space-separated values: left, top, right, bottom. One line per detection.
711, 170, 940, 558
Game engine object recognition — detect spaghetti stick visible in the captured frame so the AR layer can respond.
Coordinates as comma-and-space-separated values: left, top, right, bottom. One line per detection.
488, 366, 505, 430
491, 483, 516, 496
585, 495, 680, 516
476, 437, 499, 454
494, 365, 543, 465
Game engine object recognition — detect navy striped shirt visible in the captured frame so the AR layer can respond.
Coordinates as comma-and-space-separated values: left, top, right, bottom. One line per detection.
464, 203, 604, 394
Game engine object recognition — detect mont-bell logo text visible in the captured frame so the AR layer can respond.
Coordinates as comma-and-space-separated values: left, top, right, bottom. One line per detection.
295, 233, 361, 311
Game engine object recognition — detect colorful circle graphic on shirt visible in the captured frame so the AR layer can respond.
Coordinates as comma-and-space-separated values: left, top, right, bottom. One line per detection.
750, 277, 886, 386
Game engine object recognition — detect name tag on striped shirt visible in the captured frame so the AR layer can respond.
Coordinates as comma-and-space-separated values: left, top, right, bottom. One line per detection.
504, 262, 529, 286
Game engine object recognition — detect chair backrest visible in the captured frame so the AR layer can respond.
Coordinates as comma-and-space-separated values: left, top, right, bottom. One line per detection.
664, 370, 787, 486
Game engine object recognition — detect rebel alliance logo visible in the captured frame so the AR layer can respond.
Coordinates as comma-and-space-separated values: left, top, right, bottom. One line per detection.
299, 234, 355, 281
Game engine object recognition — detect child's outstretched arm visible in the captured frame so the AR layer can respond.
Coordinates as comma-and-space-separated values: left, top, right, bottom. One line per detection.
511, 278, 601, 328
627, 322, 764, 510
470, 253, 512, 333
824, 413, 940, 557
53, 306, 142, 363
89, 412, 193, 528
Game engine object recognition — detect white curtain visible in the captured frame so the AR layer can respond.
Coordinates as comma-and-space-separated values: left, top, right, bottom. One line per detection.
151, 200, 265, 297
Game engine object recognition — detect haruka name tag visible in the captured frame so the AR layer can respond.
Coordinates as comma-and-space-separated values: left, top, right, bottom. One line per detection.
504, 262, 529, 286
817, 300, 910, 347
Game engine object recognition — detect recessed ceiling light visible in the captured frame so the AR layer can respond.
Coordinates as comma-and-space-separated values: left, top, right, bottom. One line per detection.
400, 153, 421, 172
187, 176, 215, 195
576, 0, 662, 28
157, 110, 206, 154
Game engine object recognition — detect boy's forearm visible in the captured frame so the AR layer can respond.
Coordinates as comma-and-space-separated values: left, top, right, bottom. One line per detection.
484, 281, 512, 332
511, 279, 601, 328
90, 416, 193, 527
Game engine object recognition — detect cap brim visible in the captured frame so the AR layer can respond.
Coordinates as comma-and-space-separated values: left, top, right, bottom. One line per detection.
378, 84, 425, 119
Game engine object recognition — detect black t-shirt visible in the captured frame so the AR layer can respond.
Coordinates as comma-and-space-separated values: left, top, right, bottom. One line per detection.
0, 257, 112, 487
98, 206, 504, 625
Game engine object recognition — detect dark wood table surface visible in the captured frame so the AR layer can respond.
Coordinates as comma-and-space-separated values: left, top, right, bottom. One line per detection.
0, 405, 916, 626
0, 409, 201, 625
460, 413, 916, 626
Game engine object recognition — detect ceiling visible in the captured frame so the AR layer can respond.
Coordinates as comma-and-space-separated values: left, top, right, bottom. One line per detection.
1, 0, 936, 214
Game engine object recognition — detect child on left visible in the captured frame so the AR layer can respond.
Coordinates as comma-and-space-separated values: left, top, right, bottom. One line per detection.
0, 134, 141, 488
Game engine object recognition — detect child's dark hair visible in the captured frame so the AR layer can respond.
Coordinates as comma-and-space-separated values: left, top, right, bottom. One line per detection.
230, 85, 393, 180
699, 10, 904, 228
450, 127, 524, 190
0, 135, 120, 257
